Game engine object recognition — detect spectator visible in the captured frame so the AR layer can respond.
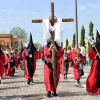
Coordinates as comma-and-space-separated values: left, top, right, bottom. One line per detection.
79, 43, 86, 65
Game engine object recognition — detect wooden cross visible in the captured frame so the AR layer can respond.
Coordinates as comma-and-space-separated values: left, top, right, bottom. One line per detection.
32, 2, 74, 88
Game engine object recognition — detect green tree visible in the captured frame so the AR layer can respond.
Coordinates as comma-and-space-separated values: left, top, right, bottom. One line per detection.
88, 22, 94, 51
10, 27, 28, 43
34, 42, 42, 50
66, 38, 69, 47
80, 25, 85, 47
72, 33, 76, 47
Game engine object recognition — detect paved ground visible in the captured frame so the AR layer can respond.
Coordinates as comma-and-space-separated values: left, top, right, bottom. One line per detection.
0, 59, 100, 100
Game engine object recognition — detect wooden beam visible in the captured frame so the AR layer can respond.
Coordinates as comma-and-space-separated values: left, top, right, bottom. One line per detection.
62, 18, 74, 22
32, 18, 74, 23
32, 19, 42, 23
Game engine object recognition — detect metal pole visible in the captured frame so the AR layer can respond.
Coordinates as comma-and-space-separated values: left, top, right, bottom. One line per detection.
75, 0, 78, 49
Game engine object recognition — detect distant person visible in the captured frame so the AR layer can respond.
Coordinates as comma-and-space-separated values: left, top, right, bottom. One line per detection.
73, 48, 84, 84
22, 33, 38, 85
85, 51, 90, 67
8, 53, 16, 77
0, 45, 5, 84
60, 47, 72, 79
79, 43, 86, 57
1, 48, 6, 54
72, 46, 76, 56
67, 46, 73, 67
79, 43, 86, 65
4, 54, 9, 75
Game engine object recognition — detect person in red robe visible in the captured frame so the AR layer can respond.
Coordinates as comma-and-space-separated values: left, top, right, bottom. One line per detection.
22, 33, 38, 85
73, 48, 84, 84
13, 51, 19, 69
6, 53, 16, 77
18, 41, 24, 70
4, 54, 10, 75
0, 45, 5, 84
67, 46, 73, 67
44, 40, 62, 97
86, 30, 100, 94
40, 46, 44, 61
60, 47, 73, 79
38, 50, 41, 59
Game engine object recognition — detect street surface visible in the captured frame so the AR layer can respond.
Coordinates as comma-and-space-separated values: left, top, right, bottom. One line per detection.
0, 60, 100, 100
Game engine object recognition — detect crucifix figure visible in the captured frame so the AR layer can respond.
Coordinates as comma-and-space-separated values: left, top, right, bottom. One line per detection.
32, 2, 74, 88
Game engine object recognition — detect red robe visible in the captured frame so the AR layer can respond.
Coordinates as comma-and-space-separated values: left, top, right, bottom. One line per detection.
0, 52, 5, 78
73, 53, 84, 81
40, 49, 44, 61
86, 48, 100, 94
4, 57, 9, 75
38, 51, 41, 59
22, 49, 38, 81
6, 57, 15, 76
60, 52, 71, 75
68, 50, 73, 66
17, 51, 22, 69
14, 54, 19, 67
44, 46, 62, 92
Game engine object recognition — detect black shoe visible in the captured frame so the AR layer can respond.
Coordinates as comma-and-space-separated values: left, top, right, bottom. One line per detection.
47, 91, 51, 97
12, 74, 14, 77
77, 80, 80, 84
64, 75, 67, 79
27, 80, 30, 85
52, 92, 58, 96
31, 80, 35, 84
31, 79, 34, 83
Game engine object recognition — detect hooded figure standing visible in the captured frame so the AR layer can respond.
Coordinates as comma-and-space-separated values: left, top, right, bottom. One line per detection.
40, 46, 44, 61
0, 45, 5, 84
22, 33, 38, 85
19, 41, 24, 70
44, 40, 62, 97
86, 30, 100, 94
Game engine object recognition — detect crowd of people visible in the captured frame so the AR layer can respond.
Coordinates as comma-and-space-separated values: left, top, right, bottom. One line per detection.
0, 32, 100, 97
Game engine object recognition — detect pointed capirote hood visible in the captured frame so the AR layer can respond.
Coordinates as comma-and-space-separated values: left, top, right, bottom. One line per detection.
96, 29, 100, 42
29, 32, 33, 43
27, 32, 37, 51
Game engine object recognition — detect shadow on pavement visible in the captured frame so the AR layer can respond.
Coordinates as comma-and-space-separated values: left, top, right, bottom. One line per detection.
4, 80, 25, 84
0, 94, 45, 100
0, 86, 20, 90
58, 91, 90, 97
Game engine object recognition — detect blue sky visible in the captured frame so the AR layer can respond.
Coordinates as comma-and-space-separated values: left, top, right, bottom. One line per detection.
0, 0, 100, 46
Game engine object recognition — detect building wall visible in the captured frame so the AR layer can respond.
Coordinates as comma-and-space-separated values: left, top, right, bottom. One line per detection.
0, 34, 24, 49
0, 34, 13, 47
13, 38, 24, 48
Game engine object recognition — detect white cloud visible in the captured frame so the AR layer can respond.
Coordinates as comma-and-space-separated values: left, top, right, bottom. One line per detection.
0, 9, 41, 25
0, 20, 12, 25
79, 6, 86, 11
79, 6, 90, 13
89, 3, 100, 9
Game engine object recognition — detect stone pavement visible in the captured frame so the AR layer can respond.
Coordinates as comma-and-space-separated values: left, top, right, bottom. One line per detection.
0, 59, 100, 100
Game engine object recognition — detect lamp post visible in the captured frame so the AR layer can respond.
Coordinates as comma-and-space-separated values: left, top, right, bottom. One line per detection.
75, 0, 78, 49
